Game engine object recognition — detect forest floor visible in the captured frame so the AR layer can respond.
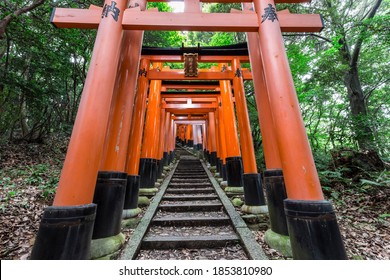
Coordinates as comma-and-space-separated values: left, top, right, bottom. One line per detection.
0, 139, 389, 260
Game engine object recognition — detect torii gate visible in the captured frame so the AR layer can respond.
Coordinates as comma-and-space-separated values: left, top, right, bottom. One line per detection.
31, 0, 347, 260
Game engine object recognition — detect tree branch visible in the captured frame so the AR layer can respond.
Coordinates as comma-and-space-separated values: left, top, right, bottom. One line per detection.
364, 77, 390, 100
350, 0, 383, 68
283, 33, 332, 44
0, 0, 45, 39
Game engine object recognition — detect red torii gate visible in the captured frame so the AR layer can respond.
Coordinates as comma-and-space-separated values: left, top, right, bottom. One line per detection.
31, 0, 347, 260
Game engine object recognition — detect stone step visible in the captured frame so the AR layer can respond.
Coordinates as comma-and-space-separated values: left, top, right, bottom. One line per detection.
176, 167, 203, 170
169, 182, 211, 188
172, 174, 209, 180
171, 178, 209, 182
154, 211, 228, 219
170, 181, 209, 185
163, 195, 219, 201
158, 202, 223, 212
176, 166, 204, 168
152, 216, 230, 226
165, 188, 215, 194
175, 170, 205, 175
141, 235, 239, 250
172, 174, 208, 177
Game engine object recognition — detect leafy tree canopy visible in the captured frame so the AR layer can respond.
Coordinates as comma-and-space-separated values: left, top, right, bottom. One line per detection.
0, 0, 388, 162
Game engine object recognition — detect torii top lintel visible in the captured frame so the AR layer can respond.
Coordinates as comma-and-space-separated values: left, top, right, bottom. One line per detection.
51, 1, 323, 33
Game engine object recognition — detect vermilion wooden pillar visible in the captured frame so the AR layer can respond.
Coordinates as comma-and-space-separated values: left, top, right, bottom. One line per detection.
184, 125, 187, 145
215, 98, 228, 179
100, 0, 146, 172
184, 125, 188, 145
54, 0, 128, 206
182, 125, 186, 145
125, 58, 150, 177
175, 124, 182, 143
219, 64, 243, 187
186, 124, 194, 147
244, 0, 289, 238
163, 111, 171, 165
179, 124, 185, 145
139, 62, 163, 190
93, 0, 147, 240
204, 121, 209, 161
169, 118, 175, 162
253, 0, 346, 259
231, 58, 257, 174
214, 109, 221, 171
208, 112, 218, 166
254, 0, 323, 201
196, 125, 203, 150
31, 0, 129, 260
232, 57, 266, 211
179, 125, 182, 144
156, 107, 169, 178
172, 122, 177, 159
202, 123, 208, 158
175, 124, 180, 144
205, 119, 210, 162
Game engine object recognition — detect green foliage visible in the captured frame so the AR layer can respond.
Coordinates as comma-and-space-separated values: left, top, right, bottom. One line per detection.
0, 176, 18, 200
359, 171, 390, 191
183, 3, 245, 47
39, 176, 59, 199
1, 1, 100, 142
378, 213, 390, 221
318, 169, 351, 188
25, 164, 47, 186
143, 2, 184, 47
0, 0, 388, 172
0, 162, 60, 201
209, 32, 235, 46
25, 164, 59, 199
283, 0, 390, 155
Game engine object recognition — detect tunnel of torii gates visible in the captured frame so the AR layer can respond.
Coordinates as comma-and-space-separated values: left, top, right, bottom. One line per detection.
30, 0, 347, 260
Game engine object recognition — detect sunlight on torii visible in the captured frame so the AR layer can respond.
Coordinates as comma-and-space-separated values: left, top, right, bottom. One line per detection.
168, 1, 185, 13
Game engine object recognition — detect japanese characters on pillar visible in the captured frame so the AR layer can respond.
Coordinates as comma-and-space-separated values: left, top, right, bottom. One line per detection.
243, 1, 287, 238
100, 0, 147, 172
126, 58, 151, 177
139, 62, 163, 188
253, 0, 323, 201
141, 62, 163, 160
253, 0, 347, 259
218, 64, 241, 159
231, 57, 257, 174
243, 2, 282, 170
54, 0, 128, 206
32, 0, 129, 260
101, 1, 121, 21
219, 64, 243, 186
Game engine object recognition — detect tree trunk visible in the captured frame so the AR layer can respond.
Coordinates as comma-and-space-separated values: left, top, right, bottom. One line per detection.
20, 93, 30, 138
344, 65, 375, 150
